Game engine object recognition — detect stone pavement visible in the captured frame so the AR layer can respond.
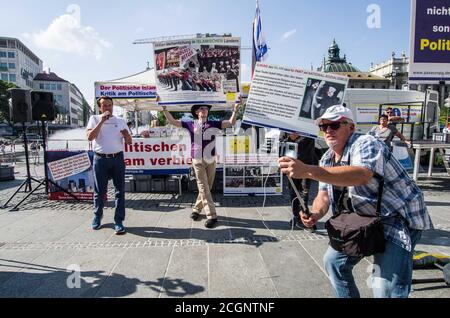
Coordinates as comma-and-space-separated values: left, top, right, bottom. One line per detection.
0, 162, 449, 298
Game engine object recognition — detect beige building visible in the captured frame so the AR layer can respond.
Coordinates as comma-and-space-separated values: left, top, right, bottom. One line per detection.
370, 52, 409, 90
318, 40, 390, 89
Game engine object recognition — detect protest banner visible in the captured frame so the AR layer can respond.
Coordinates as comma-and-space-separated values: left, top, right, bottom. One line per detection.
223, 154, 282, 196
409, 0, 450, 84
124, 136, 192, 175
95, 83, 157, 99
47, 151, 95, 201
153, 36, 241, 107
243, 63, 349, 139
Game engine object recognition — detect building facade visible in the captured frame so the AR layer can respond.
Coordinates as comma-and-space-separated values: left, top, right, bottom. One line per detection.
0, 37, 43, 89
318, 40, 390, 89
34, 71, 86, 128
369, 52, 409, 90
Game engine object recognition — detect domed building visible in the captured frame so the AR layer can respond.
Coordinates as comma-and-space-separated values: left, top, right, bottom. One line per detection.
318, 40, 390, 89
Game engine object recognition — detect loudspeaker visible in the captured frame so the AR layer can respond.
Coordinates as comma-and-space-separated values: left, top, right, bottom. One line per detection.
31, 91, 56, 121
9, 88, 32, 123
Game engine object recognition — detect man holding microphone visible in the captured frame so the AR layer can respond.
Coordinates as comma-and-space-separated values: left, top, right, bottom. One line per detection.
86, 96, 132, 235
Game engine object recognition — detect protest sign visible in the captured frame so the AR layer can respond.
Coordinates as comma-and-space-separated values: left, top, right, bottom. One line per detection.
47, 151, 95, 201
153, 36, 241, 106
243, 63, 348, 138
95, 83, 157, 99
409, 0, 450, 84
223, 154, 282, 196
124, 137, 192, 175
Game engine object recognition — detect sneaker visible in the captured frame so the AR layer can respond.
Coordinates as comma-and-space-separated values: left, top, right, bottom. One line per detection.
205, 219, 218, 229
190, 212, 200, 221
92, 215, 103, 230
114, 223, 126, 235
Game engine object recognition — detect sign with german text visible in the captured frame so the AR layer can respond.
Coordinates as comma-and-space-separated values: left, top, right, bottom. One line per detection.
409, 0, 450, 84
95, 83, 157, 99
243, 63, 348, 139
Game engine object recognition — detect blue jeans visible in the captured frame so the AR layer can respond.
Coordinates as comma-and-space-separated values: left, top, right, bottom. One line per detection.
323, 229, 422, 298
93, 152, 126, 225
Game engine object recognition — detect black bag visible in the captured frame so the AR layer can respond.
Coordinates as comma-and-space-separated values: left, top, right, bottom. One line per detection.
325, 174, 386, 258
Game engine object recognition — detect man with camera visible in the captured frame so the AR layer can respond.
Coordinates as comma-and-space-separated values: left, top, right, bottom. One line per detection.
86, 96, 132, 235
278, 105, 433, 298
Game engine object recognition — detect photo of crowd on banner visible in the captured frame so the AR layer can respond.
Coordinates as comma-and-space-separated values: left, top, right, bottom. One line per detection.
299, 78, 346, 120
224, 165, 281, 190
155, 45, 240, 94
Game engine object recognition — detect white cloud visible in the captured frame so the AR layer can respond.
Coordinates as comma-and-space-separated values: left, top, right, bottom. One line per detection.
24, 10, 111, 60
281, 29, 297, 41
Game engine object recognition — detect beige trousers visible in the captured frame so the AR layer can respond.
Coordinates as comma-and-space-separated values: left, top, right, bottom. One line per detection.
192, 159, 217, 219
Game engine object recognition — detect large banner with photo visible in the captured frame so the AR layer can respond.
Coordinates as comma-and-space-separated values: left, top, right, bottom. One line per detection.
47, 151, 95, 201
223, 154, 282, 196
153, 36, 241, 106
243, 63, 349, 139
409, 0, 450, 84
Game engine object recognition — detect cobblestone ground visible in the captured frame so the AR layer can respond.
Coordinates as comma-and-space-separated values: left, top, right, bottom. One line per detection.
0, 162, 448, 298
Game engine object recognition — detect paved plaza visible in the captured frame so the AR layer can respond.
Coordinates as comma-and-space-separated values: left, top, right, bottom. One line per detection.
0, 162, 449, 298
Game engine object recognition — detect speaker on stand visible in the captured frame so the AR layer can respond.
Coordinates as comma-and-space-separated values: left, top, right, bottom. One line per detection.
2, 90, 79, 211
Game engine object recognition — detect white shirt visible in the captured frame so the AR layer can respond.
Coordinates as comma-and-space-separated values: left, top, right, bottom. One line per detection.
86, 115, 128, 154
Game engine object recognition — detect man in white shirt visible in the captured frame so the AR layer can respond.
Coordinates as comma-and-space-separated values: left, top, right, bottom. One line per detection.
86, 96, 132, 235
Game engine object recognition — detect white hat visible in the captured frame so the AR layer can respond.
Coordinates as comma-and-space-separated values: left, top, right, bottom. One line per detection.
315, 105, 355, 125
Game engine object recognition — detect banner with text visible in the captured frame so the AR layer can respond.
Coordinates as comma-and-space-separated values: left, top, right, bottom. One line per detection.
95, 83, 157, 99
124, 137, 192, 175
47, 151, 95, 201
153, 36, 241, 107
243, 63, 349, 138
409, 0, 450, 84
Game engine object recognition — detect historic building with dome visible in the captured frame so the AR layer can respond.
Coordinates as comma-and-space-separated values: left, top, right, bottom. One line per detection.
318, 40, 390, 89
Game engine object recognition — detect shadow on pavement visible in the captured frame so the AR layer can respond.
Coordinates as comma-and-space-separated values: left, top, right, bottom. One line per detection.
0, 259, 204, 298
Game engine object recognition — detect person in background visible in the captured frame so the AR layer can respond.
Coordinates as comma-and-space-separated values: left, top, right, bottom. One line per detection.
369, 115, 410, 148
281, 132, 316, 232
86, 96, 133, 235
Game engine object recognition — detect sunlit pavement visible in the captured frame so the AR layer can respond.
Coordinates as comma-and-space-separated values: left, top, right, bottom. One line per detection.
0, 162, 448, 298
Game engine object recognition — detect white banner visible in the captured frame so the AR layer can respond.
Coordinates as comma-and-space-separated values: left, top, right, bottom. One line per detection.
243, 63, 349, 139
124, 137, 192, 173
95, 83, 157, 99
223, 154, 282, 196
355, 105, 423, 124
153, 36, 241, 106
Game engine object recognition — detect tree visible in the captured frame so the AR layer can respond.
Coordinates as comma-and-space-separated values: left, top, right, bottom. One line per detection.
0, 80, 18, 124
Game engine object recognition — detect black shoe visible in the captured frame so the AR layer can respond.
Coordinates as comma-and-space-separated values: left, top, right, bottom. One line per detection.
304, 225, 317, 233
205, 219, 218, 229
191, 212, 200, 221
289, 217, 304, 230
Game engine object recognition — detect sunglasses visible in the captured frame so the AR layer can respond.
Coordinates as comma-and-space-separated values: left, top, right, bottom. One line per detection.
319, 121, 349, 132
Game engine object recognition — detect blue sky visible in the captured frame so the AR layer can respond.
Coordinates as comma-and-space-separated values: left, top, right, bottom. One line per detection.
0, 0, 412, 106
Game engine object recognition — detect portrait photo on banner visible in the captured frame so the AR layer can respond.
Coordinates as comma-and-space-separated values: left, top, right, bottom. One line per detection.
299, 78, 346, 121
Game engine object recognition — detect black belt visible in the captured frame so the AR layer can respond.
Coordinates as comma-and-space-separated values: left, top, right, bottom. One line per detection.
95, 151, 123, 158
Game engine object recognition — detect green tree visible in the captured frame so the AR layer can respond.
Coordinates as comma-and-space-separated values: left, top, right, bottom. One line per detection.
0, 80, 18, 124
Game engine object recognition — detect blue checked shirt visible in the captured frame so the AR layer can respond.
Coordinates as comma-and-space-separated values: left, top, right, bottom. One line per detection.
319, 134, 433, 252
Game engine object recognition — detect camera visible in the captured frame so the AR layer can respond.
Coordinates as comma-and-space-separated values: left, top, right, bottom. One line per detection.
280, 142, 298, 159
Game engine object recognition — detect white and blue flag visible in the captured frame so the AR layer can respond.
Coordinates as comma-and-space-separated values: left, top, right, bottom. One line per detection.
252, 0, 268, 72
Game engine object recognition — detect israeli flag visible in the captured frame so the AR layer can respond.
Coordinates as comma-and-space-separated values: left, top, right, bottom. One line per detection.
253, 0, 268, 64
